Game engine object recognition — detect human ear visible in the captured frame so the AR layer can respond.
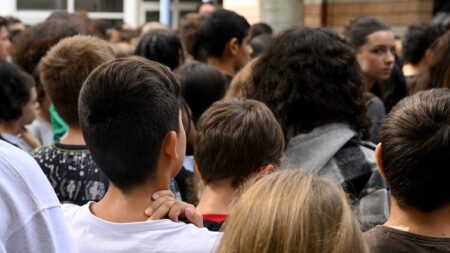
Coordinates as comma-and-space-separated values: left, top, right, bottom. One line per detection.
162, 131, 179, 160
227, 37, 239, 56
375, 143, 385, 177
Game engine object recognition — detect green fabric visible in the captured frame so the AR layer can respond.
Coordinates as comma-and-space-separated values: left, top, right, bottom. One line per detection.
49, 104, 68, 142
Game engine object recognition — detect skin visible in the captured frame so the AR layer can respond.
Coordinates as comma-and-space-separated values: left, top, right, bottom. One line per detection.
91, 113, 188, 223
356, 30, 395, 90
208, 34, 253, 77
0, 26, 11, 59
234, 34, 253, 73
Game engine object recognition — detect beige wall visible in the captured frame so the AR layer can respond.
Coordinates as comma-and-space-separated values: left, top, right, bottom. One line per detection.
304, 0, 433, 35
224, 0, 433, 35
223, 0, 260, 24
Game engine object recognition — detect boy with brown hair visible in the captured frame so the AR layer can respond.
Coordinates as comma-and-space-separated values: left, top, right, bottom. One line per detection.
195, 97, 285, 230
63, 57, 221, 252
32, 35, 114, 204
365, 88, 450, 252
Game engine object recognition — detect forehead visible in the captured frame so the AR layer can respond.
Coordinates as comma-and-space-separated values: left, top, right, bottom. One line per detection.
365, 30, 395, 47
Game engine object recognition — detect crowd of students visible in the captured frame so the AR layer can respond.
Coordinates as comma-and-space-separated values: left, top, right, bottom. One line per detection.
0, 2, 450, 252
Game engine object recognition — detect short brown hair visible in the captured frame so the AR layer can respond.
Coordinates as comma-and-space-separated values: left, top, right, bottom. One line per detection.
40, 35, 114, 125
195, 97, 284, 187
381, 88, 450, 212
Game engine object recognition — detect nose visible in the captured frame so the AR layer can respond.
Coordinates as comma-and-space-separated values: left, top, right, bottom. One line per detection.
385, 50, 394, 65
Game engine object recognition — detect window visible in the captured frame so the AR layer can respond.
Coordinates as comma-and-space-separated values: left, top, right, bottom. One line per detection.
75, 0, 123, 12
17, 0, 66, 10
17, 0, 123, 12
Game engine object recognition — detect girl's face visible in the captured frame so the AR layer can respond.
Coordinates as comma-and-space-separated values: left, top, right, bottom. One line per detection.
20, 87, 39, 126
356, 30, 396, 83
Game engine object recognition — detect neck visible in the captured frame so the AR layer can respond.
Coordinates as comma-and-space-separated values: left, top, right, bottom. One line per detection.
91, 178, 171, 223
362, 75, 376, 92
0, 121, 22, 135
59, 125, 85, 145
196, 178, 237, 215
208, 56, 235, 77
385, 197, 450, 237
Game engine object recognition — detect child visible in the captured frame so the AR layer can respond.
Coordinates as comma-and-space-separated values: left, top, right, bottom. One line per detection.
32, 35, 114, 204
195, 97, 284, 230
63, 57, 221, 252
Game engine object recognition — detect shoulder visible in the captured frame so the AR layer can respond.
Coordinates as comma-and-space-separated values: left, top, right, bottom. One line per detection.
172, 224, 223, 252
0, 141, 57, 204
366, 95, 386, 114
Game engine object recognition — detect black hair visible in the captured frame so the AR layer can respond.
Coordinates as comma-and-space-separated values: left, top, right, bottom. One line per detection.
402, 23, 445, 65
345, 16, 390, 48
200, 9, 250, 58
176, 62, 226, 124
381, 89, 450, 212
248, 27, 369, 143
135, 29, 184, 70
0, 17, 7, 28
0, 60, 35, 121
79, 57, 180, 191
249, 22, 273, 40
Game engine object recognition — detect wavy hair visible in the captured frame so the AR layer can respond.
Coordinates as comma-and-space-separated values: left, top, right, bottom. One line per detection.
248, 27, 369, 142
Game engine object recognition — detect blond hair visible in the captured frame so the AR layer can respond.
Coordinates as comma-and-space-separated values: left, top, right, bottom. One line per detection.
226, 58, 258, 98
217, 170, 368, 253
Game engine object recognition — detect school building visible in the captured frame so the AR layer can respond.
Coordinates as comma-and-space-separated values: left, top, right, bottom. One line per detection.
0, 0, 448, 34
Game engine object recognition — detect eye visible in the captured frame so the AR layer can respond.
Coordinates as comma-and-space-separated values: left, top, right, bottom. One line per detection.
390, 47, 396, 55
371, 49, 384, 55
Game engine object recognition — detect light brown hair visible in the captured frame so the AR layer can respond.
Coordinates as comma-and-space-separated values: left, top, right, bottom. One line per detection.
226, 57, 257, 98
195, 97, 284, 187
40, 35, 115, 125
217, 170, 369, 253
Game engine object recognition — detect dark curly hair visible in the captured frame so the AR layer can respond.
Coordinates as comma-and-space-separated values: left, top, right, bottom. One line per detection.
247, 27, 369, 143
0, 60, 34, 121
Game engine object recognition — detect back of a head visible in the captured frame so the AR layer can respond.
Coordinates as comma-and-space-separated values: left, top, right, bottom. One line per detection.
176, 62, 226, 124
345, 16, 390, 49
0, 60, 34, 121
217, 170, 368, 253
415, 30, 450, 91
79, 57, 180, 192
200, 9, 250, 58
249, 22, 273, 40
248, 27, 369, 141
381, 88, 450, 212
402, 23, 445, 65
135, 29, 184, 70
179, 13, 207, 62
40, 35, 115, 126
11, 13, 93, 74
195, 97, 284, 187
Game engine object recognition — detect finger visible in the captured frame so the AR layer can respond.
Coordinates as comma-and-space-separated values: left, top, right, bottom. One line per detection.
145, 196, 173, 216
147, 200, 175, 221
184, 206, 204, 228
168, 202, 185, 223
152, 190, 175, 200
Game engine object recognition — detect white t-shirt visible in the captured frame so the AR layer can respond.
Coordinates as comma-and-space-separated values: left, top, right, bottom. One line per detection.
0, 140, 76, 253
62, 202, 222, 253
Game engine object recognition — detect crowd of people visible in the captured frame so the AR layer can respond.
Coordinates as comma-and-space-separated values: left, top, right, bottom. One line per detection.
0, 2, 450, 252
